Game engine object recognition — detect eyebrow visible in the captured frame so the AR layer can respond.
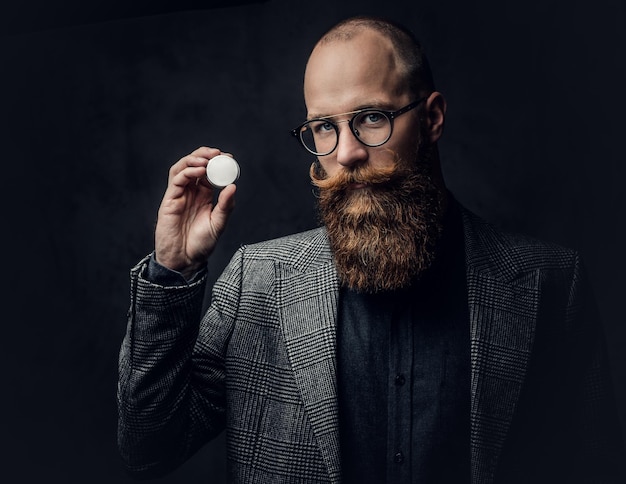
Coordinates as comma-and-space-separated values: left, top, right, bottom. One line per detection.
307, 101, 394, 120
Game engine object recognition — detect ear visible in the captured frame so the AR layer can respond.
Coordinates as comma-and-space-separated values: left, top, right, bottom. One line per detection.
422, 91, 447, 144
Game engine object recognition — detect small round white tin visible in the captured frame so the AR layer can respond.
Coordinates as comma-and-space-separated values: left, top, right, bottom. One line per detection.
206, 154, 240, 188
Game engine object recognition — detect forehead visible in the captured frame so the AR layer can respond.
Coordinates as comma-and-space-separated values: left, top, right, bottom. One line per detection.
303, 30, 409, 117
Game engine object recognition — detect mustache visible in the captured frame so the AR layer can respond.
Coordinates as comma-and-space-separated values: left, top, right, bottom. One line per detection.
309, 160, 403, 192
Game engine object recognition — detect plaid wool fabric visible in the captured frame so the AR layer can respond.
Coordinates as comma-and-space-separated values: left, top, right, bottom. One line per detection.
118, 207, 624, 483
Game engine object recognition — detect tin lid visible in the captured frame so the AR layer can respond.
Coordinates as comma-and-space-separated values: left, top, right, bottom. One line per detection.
206, 154, 240, 188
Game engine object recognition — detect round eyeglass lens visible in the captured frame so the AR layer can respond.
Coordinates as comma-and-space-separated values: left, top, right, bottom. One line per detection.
299, 120, 337, 156
352, 110, 392, 147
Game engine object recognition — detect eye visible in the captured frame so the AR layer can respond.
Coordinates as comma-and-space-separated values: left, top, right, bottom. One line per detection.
310, 120, 335, 135
357, 111, 386, 127
366, 112, 383, 123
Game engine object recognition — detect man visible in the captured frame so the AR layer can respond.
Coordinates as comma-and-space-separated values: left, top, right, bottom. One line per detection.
118, 15, 624, 483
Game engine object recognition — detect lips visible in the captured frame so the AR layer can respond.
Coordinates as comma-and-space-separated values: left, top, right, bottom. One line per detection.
348, 182, 368, 190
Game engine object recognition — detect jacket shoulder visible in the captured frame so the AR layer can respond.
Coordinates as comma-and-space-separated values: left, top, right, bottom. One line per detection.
240, 227, 332, 272
461, 207, 579, 280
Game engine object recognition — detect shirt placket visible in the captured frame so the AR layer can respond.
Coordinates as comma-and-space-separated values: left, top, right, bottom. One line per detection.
387, 301, 414, 483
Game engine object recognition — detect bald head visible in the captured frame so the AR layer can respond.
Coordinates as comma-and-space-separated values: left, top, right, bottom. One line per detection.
311, 15, 436, 98
304, 29, 409, 114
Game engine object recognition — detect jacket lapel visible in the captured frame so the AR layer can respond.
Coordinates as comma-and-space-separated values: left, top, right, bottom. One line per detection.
462, 210, 541, 484
272, 212, 541, 484
275, 230, 342, 483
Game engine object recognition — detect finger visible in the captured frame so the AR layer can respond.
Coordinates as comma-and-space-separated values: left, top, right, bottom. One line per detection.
217, 183, 237, 208
172, 164, 207, 184
210, 184, 237, 234
165, 165, 213, 200
191, 146, 222, 159
168, 155, 210, 181
168, 146, 228, 181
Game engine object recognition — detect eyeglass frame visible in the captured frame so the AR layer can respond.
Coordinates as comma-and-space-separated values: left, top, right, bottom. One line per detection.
290, 97, 426, 156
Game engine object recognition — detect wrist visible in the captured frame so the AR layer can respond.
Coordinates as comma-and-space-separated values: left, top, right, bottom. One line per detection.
154, 252, 202, 279
180, 264, 205, 281
150, 253, 205, 283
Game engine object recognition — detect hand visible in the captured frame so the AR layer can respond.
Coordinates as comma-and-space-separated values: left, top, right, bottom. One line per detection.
154, 146, 237, 278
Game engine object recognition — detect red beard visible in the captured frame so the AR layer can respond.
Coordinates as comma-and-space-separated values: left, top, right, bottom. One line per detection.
310, 154, 444, 293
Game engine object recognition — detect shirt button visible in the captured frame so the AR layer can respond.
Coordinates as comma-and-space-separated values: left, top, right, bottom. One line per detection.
394, 451, 404, 464
394, 374, 406, 386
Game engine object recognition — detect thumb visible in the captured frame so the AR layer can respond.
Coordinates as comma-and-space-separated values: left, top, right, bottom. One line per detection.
211, 184, 237, 234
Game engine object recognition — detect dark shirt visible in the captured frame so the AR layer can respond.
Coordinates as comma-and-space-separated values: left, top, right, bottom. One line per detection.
337, 203, 471, 483
145, 204, 471, 482
144, 253, 205, 285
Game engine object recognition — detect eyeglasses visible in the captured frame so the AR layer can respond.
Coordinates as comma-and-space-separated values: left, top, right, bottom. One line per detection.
290, 98, 425, 156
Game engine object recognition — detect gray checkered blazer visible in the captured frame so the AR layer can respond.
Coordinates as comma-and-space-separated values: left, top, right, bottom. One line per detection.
118, 207, 624, 483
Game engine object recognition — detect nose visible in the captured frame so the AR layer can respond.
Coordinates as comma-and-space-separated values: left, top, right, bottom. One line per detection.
334, 122, 368, 167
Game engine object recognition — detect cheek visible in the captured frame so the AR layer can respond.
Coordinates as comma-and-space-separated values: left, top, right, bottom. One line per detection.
371, 150, 399, 169
318, 157, 340, 177
385, 135, 420, 167
388, 120, 422, 162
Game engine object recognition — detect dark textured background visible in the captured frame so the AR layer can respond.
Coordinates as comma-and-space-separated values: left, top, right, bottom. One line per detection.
2, 0, 624, 482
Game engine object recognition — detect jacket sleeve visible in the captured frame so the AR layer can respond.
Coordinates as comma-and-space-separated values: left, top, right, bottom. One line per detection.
496, 252, 625, 483
564, 254, 625, 482
117, 248, 244, 479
